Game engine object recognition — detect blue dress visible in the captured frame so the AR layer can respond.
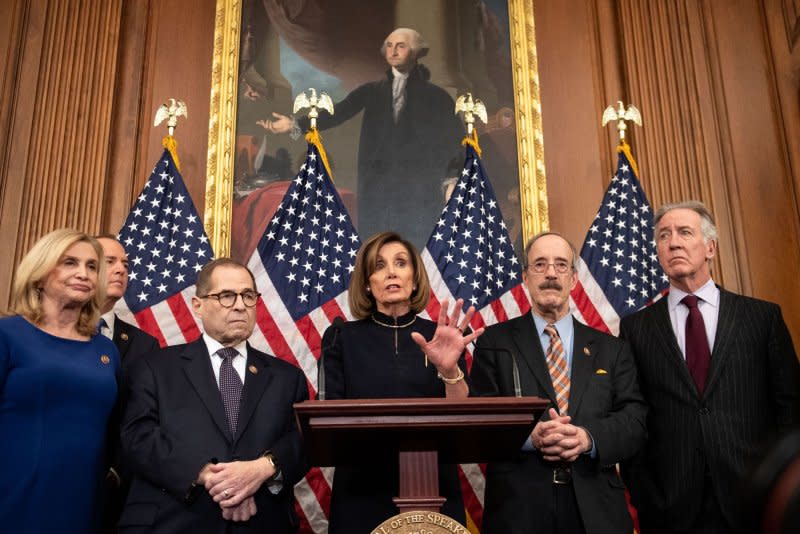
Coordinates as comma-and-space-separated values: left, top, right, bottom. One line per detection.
0, 315, 119, 532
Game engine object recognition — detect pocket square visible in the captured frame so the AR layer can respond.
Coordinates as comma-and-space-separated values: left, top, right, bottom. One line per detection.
595, 369, 608, 375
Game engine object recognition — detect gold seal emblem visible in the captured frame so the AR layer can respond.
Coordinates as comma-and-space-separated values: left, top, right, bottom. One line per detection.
121, 333, 129, 341
371, 511, 469, 534
248, 365, 258, 374
100, 355, 110, 364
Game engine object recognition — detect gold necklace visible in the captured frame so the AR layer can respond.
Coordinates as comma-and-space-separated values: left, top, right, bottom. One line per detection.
371, 315, 417, 357
370, 315, 416, 328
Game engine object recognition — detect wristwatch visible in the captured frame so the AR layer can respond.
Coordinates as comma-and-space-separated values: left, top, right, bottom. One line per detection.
262, 451, 279, 478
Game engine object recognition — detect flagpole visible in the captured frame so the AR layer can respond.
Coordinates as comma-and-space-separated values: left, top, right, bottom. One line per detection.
153, 98, 188, 171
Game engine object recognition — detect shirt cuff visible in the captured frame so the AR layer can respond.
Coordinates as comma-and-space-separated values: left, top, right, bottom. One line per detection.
581, 427, 597, 458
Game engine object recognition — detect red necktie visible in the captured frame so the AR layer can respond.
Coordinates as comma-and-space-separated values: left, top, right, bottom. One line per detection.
681, 295, 711, 395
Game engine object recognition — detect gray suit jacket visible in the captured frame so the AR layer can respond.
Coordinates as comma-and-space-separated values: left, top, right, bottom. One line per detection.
619, 288, 800, 530
471, 314, 647, 534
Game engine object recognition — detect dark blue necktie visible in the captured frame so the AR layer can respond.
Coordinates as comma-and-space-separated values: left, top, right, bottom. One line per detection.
217, 347, 243, 434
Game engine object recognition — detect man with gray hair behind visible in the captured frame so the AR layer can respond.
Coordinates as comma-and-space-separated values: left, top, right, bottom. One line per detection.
265, 27, 464, 248
620, 200, 800, 534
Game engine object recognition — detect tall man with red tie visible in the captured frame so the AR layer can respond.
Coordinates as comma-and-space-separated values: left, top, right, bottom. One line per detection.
471, 232, 647, 534
620, 201, 800, 534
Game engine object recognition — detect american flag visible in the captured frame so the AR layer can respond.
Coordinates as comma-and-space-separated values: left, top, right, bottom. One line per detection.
116, 147, 214, 346
245, 132, 360, 533
421, 140, 531, 531
568, 141, 667, 533
570, 141, 668, 336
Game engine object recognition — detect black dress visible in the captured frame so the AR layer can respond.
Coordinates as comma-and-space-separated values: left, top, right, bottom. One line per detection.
321, 310, 467, 533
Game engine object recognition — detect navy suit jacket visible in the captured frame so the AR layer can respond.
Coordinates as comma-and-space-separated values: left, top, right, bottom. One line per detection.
104, 317, 159, 532
113, 316, 159, 366
471, 315, 647, 534
119, 338, 308, 533
619, 288, 800, 530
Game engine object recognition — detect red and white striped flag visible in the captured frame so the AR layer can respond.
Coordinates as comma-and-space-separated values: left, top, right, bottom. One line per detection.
421, 135, 531, 531
244, 130, 361, 533
569, 141, 667, 533
115, 146, 213, 345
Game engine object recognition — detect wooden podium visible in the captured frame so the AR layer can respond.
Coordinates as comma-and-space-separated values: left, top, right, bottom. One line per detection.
294, 397, 548, 513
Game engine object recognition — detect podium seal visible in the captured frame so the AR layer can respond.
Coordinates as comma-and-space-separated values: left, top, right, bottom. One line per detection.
370, 511, 469, 534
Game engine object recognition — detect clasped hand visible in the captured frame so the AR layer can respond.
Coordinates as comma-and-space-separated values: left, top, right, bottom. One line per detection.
198, 457, 275, 522
531, 408, 593, 463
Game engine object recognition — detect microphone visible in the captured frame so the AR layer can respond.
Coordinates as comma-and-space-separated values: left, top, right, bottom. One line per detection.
318, 316, 345, 400
473, 346, 522, 398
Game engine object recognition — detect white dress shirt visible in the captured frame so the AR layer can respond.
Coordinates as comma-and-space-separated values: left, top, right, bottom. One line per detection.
202, 334, 247, 384
100, 311, 116, 340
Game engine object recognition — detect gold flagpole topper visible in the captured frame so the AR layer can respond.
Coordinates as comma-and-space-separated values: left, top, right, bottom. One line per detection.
154, 98, 188, 137
455, 92, 487, 135
601, 101, 642, 141
293, 88, 334, 130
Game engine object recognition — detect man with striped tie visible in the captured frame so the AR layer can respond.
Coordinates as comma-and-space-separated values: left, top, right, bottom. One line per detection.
119, 259, 308, 532
471, 232, 647, 534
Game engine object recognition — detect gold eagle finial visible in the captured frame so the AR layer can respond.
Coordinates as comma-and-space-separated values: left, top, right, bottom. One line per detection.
455, 93, 488, 135
602, 101, 642, 141
153, 98, 188, 137
293, 88, 334, 130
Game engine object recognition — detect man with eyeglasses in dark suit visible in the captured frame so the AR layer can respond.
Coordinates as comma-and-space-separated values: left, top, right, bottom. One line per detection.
119, 258, 308, 533
471, 232, 647, 534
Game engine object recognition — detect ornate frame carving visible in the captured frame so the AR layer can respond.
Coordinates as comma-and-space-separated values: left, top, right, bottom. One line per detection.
205, 0, 547, 256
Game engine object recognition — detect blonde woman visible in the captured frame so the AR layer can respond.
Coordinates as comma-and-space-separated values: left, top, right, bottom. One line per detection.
0, 229, 120, 532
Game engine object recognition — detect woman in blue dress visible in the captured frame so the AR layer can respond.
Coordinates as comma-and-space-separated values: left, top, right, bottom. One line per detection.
321, 231, 485, 533
0, 229, 120, 532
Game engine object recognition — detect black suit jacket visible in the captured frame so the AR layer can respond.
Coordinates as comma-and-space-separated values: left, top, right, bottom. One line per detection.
113, 316, 159, 365
104, 317, 159, 533
619, 288, 800, 530
119, 339, 308, 533
471, 315, 647, 534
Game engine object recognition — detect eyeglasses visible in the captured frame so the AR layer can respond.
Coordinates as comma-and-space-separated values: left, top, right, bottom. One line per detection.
526, 260, 572, 274
198, 291, 261, 308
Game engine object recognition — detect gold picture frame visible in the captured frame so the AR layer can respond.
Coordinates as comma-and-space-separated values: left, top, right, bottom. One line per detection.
204, 0, 548, 257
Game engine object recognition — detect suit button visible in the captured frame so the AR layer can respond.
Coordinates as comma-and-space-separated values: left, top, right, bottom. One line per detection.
698, 407, 709, 415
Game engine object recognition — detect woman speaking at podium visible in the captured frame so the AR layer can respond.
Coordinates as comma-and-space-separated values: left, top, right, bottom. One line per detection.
320, 231, 484, 533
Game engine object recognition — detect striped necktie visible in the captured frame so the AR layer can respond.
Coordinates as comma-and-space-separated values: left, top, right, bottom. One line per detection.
544, 323, 570, 415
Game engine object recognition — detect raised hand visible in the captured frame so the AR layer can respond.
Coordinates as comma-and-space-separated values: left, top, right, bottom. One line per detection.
410, 298, 484, 377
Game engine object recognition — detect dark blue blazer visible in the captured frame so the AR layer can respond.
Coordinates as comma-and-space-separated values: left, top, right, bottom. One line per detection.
119, 338, 308, 533
619, 288, 800, 530
471, 315, 647, 534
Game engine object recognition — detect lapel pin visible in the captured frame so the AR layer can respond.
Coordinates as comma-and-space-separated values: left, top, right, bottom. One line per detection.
120, 333, 129, 341
583, 346, 591, 356
248, 365, 258, 374
595, 368, 608, 375
100, 355, 110, 365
